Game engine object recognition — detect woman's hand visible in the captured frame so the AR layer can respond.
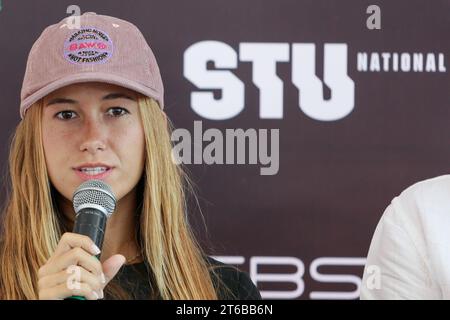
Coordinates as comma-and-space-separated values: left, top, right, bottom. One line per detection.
37, 232, 126, 300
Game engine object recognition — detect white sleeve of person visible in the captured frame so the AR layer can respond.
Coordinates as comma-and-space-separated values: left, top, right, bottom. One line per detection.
360, 175, 450, 299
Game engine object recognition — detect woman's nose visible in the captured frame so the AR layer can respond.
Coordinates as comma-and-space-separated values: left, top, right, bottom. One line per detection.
79, 119, 107, 154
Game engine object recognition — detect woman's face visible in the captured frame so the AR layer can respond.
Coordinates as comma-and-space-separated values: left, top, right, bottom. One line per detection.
42, 82, 145, 207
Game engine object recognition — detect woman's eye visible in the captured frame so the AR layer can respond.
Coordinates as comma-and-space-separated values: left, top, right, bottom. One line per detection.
55, 110, 77, 120
54, 107, 129, 120
107, 107, 129, 117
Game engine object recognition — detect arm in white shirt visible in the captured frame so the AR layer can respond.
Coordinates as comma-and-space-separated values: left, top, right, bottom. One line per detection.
360, 200, 440, 299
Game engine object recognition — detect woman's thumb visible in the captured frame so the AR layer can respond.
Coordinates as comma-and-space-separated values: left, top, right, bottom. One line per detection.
102, 254, 126, 285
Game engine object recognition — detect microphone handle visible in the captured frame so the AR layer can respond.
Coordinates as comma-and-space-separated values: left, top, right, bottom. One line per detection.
73, 207, 107, 250
67, 208, 107, 300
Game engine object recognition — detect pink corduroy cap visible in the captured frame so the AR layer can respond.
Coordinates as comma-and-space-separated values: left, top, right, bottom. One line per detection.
20, 12, 164, 119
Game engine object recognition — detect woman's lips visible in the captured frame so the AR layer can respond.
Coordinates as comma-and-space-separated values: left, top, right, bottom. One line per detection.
74, 168, 113, 181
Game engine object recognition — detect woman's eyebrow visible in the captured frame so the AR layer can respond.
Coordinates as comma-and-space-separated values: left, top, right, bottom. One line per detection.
46, 93, 136, 106
46, 98, 77, 106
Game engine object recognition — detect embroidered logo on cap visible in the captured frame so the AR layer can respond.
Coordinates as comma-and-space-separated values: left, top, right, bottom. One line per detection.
64, 27, 113, 65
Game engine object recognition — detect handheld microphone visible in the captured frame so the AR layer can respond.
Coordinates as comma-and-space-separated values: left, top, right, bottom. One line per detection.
68, 179, 117, 300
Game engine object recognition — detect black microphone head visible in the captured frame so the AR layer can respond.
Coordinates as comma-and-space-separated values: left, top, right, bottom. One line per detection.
72, 179, 116, 218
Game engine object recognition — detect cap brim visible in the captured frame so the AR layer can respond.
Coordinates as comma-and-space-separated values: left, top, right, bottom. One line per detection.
20, 72, 163, 119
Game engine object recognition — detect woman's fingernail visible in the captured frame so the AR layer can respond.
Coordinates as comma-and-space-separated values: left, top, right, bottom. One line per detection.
92, 291, 99, 299
97, 289, 104, 299
91, 244, 101, 255
100, 273, 106, 284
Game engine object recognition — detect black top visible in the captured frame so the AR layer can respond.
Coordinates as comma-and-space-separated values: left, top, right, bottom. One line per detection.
106, 257, 262, 300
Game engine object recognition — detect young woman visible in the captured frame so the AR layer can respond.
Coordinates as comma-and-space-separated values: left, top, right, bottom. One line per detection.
0, 12, 261, 300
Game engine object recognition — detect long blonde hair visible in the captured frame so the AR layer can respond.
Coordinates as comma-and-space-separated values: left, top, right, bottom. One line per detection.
0, 95, 219, 299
